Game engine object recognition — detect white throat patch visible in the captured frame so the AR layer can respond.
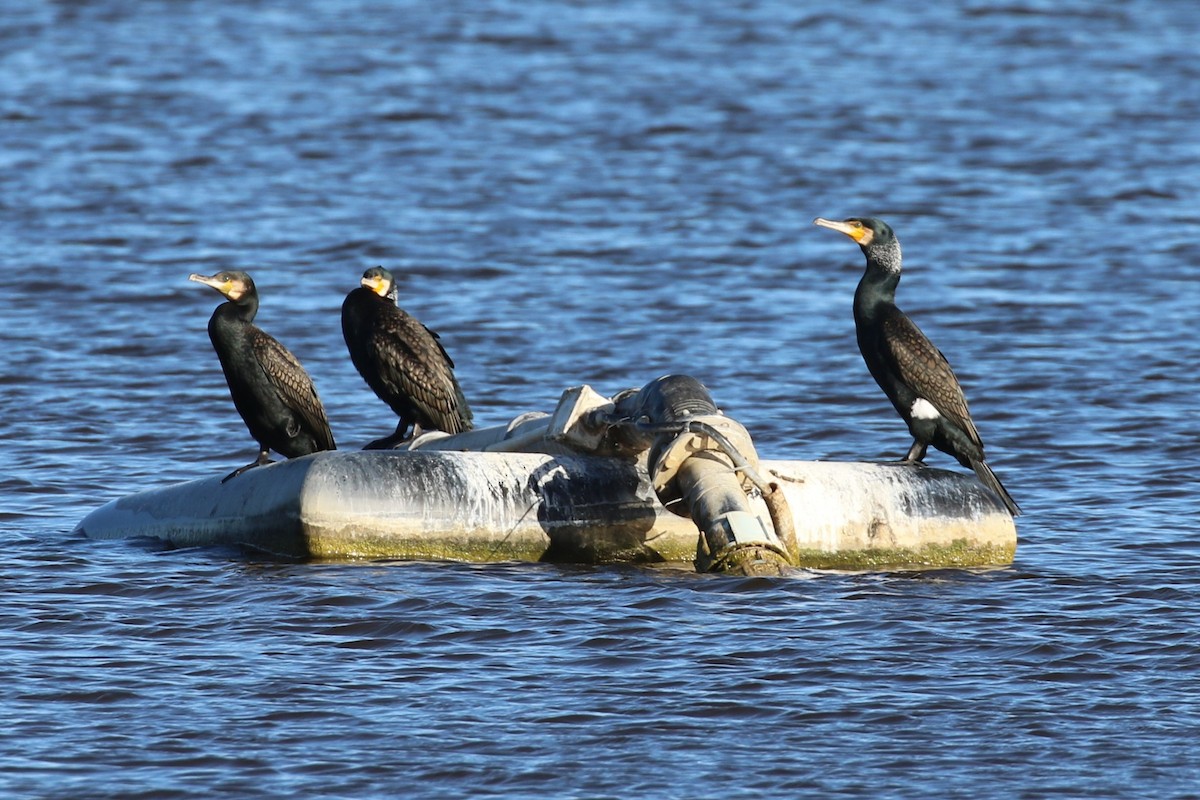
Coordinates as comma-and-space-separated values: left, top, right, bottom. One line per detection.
910, 398, 941, 420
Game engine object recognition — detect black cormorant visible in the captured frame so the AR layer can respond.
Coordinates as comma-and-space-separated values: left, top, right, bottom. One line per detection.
189, 271, 336, 481
341, 266, 473, 449
813, 217, 1020, 516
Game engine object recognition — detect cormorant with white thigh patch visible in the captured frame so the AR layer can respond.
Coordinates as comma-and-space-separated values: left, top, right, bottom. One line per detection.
813, 217, 1020, 516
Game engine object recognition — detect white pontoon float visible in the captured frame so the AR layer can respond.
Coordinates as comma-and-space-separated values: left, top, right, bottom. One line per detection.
76, 376, 1016, 575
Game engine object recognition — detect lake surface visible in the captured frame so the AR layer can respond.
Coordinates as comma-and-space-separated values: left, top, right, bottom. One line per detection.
3, 1, 1199, 797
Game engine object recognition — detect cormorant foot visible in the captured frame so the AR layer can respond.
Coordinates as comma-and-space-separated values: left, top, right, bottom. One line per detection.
220, 461, 266, 483
902, 441, 929, 464
221, 452, 276, 483
882, 457, 926, 467
362, 433, 408, 451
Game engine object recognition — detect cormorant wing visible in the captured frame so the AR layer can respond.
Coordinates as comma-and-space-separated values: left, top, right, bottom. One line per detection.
372, 311, 472, 433
880, 309, 982, 448
249, 329, 336, 450
423, 324, 456, 369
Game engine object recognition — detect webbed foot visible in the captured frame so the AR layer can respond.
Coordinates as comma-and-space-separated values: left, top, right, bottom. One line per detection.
221, 449, 275, 482
362, 433, 408, 450
902, 440, 928, 464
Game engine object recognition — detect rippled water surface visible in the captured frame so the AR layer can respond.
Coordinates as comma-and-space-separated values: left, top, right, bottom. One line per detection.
3, 1, 1199, 797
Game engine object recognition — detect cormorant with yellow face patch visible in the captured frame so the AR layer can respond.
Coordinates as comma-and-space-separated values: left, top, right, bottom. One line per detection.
341, 266, 473, 449
813, 217, 1020, 516
188, 271, 336, 481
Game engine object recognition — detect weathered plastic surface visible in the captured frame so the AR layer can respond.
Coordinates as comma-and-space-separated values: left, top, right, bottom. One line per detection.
75, 450, 1017, 569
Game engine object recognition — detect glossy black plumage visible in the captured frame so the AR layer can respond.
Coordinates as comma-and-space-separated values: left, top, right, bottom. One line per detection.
189, 271, 335, 481
341, 266, 473, 449
814, 217, 1020, 516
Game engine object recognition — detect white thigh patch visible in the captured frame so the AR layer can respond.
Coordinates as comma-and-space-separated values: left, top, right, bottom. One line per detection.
910, 398, 941, 420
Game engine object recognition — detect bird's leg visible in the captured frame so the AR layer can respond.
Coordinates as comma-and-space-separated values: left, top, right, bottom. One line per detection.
363, 418, 412, 451
901, 440, 928, 464
221, 447, 275, 483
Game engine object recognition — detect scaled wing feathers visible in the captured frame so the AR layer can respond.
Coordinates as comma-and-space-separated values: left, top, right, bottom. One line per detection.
250, 330, 335, 449
372, 311, 472, 433
880, 311, 982, 448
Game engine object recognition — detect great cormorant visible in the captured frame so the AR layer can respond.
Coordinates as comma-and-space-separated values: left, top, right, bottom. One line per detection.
341, 266, 473, 449
813, 217, 1020, 516
189, 271, 336, 481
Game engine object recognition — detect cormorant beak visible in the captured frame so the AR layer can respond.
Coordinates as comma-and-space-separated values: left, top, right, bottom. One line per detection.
189, 273, 243, 301
361, 275, 388, 297
813, 218, 874, 246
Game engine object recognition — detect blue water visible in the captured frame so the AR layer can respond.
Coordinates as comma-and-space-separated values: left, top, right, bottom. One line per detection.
3, 1, 1199, 797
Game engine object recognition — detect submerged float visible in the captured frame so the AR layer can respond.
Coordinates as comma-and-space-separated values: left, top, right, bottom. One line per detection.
76, 375, 1016, 575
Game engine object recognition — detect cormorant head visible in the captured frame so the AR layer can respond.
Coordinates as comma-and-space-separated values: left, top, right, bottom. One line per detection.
188, 271, 256, 302
813, 217, 901, 274
361, 266, 398, 302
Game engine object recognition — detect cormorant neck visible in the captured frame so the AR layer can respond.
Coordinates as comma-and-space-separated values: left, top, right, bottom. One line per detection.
863, 238, 902, 279
214, 293, 259, 324
351, 286, 391, 304
854, 242, 902, 320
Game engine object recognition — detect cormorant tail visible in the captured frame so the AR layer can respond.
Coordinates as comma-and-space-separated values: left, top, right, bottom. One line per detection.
970, 458, 1021, 517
